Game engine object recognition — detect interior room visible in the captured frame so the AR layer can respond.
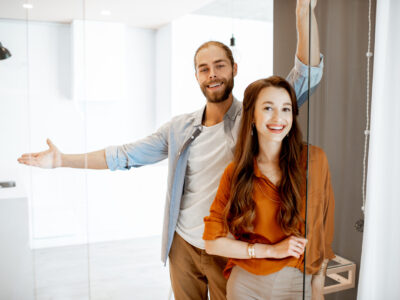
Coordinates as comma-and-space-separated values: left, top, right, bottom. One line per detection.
0, 0, 399, 299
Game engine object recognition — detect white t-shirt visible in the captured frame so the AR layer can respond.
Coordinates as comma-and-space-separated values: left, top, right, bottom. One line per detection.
176, 121, 234, 249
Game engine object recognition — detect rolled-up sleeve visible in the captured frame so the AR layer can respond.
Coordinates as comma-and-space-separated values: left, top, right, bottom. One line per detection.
105, 122, 170, 171
203, 163, 234, 240
287, 54, 324, 107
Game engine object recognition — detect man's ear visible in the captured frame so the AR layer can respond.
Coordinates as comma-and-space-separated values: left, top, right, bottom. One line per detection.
233, 63, 238, 77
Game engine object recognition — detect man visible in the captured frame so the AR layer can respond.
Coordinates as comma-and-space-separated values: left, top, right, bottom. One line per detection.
18, 0, 323, 299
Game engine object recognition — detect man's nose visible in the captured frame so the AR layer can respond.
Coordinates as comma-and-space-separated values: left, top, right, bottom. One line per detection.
209, 67, 217, 79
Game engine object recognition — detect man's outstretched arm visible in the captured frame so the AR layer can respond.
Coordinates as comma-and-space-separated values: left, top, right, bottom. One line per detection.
17, 139, 108, 169
296, 0, 320, 66
18, 120, 170, 170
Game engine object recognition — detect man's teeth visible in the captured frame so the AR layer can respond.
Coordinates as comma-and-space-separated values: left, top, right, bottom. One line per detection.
209, 83, 222, 88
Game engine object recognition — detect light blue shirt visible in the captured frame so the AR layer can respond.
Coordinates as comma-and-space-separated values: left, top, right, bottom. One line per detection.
105, 55, 324, 264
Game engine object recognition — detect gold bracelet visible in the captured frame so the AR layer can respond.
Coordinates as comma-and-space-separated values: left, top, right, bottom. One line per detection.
247, 243, 256, 259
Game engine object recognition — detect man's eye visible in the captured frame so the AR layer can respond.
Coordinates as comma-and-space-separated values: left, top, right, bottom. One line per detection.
216, 64, 225, 68
200, 68, 208, 72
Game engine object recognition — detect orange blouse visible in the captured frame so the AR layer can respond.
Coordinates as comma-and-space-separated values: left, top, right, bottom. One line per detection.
203, 145, 335, 278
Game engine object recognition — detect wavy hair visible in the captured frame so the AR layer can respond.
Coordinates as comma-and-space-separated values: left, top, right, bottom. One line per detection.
223, 76, 305, 236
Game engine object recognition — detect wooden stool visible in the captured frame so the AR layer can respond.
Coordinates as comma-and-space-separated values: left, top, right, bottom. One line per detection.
324, 255, 356, 294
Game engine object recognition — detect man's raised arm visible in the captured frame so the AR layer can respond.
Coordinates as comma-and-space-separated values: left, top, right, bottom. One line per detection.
287, 0, 323, 107
296, 0, 320, 66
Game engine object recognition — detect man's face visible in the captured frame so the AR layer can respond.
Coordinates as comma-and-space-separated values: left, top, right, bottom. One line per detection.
195, 45, 237, 103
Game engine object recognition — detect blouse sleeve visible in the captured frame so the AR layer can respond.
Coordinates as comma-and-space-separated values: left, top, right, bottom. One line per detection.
203, 162, 234, 240
322, 153, 336, 260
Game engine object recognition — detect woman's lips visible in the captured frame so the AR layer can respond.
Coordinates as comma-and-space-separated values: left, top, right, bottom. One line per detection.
266, 124, 286, 134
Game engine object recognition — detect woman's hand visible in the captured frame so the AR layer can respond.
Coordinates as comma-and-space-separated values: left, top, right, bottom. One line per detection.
18, 139, 62, 169
268, 236, 308, 259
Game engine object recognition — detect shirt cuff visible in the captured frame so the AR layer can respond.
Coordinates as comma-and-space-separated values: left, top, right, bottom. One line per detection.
294, 53, 324, 76
105, 146, 122, 171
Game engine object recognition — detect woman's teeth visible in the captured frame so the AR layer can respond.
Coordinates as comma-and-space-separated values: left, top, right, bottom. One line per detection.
268, 125, 284, 130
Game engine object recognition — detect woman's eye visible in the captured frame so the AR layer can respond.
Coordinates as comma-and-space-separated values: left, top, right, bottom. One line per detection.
264, 106, 272, 111
283, 107, 292, 112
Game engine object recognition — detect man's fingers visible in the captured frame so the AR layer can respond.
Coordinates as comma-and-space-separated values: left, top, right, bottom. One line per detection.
18, 157, 34, 164
20, 152, 41, 158
46, 138, 58, 151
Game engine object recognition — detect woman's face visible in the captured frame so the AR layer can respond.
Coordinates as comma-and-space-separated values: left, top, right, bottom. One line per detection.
253, 86, 293, 143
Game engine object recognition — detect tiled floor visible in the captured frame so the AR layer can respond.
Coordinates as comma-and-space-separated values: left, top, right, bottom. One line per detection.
33, 236, 172, 300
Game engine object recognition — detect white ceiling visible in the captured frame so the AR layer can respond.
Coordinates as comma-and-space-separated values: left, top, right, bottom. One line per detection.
0, 0, 273, 29
0, 0, 215, 29
195, 0, 273, 22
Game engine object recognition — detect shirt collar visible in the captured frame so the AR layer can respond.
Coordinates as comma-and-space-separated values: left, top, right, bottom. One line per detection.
193, 97, 242, 127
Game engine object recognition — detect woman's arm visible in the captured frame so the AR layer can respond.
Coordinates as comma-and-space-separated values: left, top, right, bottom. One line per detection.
311, 258, 329, 300
205, 235, 308, 259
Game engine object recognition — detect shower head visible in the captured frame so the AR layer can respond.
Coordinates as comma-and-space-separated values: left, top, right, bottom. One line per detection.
0, 42, 12, 60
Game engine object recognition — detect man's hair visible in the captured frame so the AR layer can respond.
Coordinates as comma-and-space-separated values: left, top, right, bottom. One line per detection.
194, 41, 235, 70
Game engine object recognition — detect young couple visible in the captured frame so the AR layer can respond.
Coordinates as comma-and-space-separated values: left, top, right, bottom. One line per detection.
18, 0, 334, 299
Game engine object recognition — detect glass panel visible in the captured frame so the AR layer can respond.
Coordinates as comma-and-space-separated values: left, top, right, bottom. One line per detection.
0, 2, 34, 299
305, 0, 376, 299
4, 0, 333, 299
3, 0, 90, 299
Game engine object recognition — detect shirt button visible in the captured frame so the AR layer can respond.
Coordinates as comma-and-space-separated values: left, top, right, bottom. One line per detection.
191, 136, 194, 139
178, 151, 181, 156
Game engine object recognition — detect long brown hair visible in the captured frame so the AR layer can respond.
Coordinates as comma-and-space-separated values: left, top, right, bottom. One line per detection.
223, 76, 305, 236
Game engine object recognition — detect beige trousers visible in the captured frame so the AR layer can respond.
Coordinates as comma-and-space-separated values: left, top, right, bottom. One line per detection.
169, 232, 228, 300
227, 266, 311, 300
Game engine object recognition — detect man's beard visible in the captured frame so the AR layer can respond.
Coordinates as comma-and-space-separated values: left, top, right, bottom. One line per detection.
200, 74, 234, 103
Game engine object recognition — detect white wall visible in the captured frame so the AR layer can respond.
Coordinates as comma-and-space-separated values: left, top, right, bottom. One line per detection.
155, 24, 172, 128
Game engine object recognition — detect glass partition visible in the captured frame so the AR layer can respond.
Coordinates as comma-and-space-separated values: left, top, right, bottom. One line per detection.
0, 1, 33, 299
303, 0, 376, 299
1, 0, 364, 299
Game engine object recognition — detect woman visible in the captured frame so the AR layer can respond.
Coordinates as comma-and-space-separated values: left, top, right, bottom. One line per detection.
203, 76, 334, 299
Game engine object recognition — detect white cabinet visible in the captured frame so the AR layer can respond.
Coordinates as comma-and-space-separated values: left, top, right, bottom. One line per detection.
0, 187, 34, 300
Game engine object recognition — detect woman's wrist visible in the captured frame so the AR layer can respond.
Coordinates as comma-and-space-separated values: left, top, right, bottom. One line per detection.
253, 243, 273, 258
